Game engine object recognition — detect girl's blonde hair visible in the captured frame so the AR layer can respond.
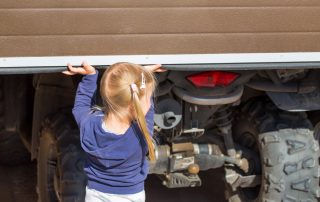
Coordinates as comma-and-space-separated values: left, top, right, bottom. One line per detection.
100, 62, 156, 161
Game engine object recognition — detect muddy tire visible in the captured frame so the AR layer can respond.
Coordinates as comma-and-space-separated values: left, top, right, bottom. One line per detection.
37, 110, 87, 202
226, 99, 320, 201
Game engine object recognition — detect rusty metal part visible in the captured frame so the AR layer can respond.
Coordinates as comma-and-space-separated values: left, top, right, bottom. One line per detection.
172, 143, 194, 153
151, 142, 250, 174
173, 142, 223, 156
188, 164, 200, 175
224, 156, 249, 173
238, 158, 249, 173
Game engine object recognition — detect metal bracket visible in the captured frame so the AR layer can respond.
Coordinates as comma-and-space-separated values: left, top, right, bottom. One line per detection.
225, 168, 261, 191
232, 175, 261, 189
162, 173, 201, 188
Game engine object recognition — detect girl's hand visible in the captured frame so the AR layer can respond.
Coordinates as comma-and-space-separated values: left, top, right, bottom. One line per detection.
62, 62, 96, 75
143, 64, 166, 73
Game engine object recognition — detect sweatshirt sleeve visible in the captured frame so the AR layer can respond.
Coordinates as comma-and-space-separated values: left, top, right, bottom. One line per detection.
72, 72, 99, 127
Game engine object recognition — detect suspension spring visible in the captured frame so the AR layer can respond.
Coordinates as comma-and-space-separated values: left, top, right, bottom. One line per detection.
215, 105, 233, 129
214, 105, 236, 157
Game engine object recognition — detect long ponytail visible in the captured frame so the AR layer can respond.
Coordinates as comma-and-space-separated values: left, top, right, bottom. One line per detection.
131, 84, 156, 161
100, 62, 156, 161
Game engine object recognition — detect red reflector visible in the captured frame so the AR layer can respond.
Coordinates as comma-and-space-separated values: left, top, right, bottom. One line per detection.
187, 71, 239, 87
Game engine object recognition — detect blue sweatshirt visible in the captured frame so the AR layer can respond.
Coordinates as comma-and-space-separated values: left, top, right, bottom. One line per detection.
72, 71, 154, 194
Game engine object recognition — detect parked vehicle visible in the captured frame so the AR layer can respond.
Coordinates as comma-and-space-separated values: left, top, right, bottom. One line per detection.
1, 1, 320, 201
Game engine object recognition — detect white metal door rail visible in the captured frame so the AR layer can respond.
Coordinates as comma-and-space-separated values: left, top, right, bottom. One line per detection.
0, 52, 320, 74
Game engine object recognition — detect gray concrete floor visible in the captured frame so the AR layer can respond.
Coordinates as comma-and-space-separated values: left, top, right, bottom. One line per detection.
0, 162, 226, 202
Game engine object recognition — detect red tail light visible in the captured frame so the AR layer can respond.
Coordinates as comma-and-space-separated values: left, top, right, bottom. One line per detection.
187, 71, 239, 88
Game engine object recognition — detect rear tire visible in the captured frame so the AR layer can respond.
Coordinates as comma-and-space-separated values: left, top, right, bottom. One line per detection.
226, 99, 320, 201
37, 110, 87, 202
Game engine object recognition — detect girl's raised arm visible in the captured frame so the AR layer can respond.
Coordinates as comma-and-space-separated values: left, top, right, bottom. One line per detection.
63, 62, 97, 127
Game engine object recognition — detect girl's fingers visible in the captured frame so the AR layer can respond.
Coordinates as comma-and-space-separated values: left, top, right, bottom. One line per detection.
67, 63, 87, 74
144, 64, 161, 69
81, 61, 89, 69
82, 61, 89, 67
154, 67, 167, 72
62, 70, 77, 75
82, 61, 96, 74
144, 64, 164, 72
64, 62, 96, 76
67, 64, 81, 73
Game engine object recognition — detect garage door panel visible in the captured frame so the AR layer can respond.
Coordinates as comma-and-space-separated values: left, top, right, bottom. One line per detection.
1, 33, 320, 57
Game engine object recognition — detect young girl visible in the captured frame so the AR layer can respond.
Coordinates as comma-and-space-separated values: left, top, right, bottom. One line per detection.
63, 62, 165, 202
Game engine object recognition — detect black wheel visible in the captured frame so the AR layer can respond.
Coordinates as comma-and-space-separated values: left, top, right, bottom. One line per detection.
226, 98, 320, 201
0, 77, 30, 165
37, 110, 87, 202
